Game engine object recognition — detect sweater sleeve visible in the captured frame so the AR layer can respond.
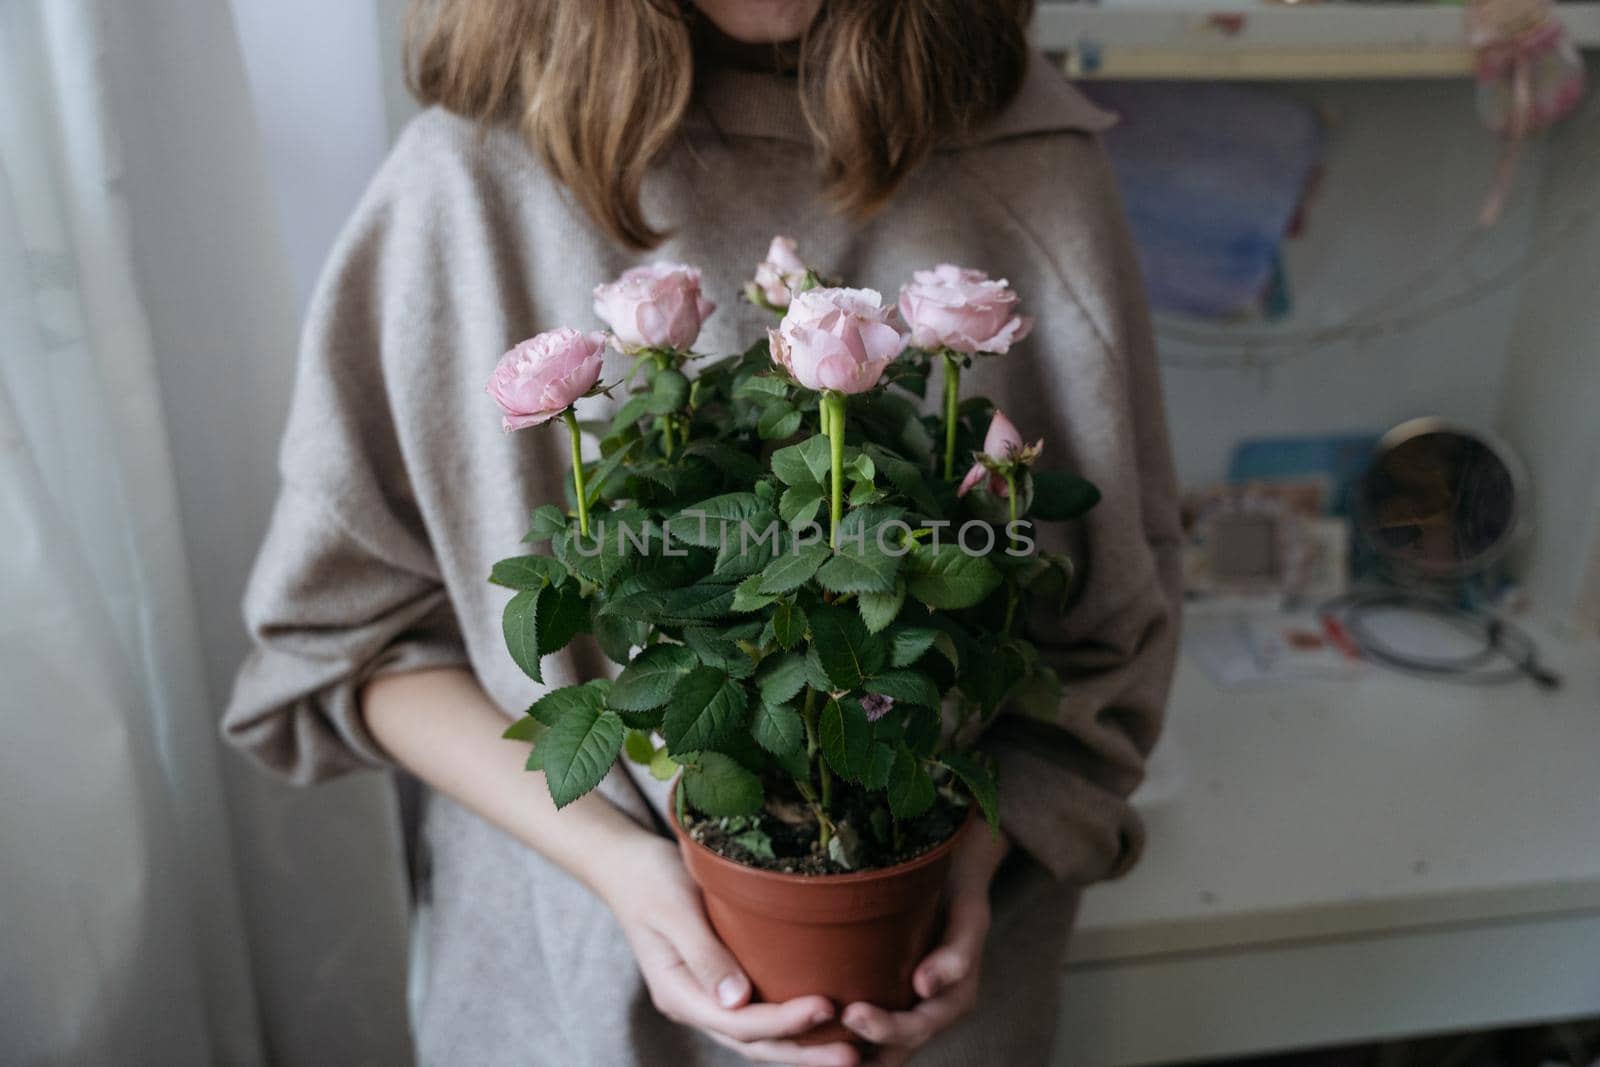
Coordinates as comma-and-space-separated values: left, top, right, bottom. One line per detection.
976, 132, 1184, 886
222, 132, 471, 785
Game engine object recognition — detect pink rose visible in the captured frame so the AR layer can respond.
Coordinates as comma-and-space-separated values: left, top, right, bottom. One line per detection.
898, 264, 1033, 355
592, 262, 716, 353
768, 287, 908, 394
486, 328, 607, 431
958, 410, 1044, 497
748, 235, 809, 309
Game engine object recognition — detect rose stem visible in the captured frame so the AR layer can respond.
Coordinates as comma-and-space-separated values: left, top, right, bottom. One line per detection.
1003, 472, 1021, 633
942, 351, 960, 481
800, 689, 833, 851
1006, 472, 1021, 552
825, 393, 844, 549
563, 408, 590, 538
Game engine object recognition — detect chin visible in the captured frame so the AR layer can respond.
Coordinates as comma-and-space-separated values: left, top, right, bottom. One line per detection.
697, 0, 819, 44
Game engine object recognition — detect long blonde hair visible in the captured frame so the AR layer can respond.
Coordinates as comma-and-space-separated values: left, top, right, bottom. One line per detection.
405, 0, 1035, 250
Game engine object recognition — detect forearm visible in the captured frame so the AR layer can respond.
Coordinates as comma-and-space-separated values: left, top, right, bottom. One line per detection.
360, 666, 657, 901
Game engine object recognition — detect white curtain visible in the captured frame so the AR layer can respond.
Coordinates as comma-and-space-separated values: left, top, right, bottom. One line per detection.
0, 1, 413, 1063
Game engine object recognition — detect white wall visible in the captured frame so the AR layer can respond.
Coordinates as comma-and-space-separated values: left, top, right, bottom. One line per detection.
1155, 79, 1545, 487
231, 0, 391, 311
1495, 72, 1600, 633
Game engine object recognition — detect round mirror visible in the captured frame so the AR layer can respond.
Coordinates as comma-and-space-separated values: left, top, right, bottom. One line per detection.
1355, 418, 1525, 581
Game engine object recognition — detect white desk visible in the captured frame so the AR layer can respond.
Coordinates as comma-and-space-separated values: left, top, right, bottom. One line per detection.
1055, 620, 1600, 1065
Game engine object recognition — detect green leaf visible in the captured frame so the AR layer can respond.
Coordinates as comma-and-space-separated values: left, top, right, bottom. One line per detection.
807, 606, 886, 691
1031, 470, 1101, 521
646, 369, 690, 414
524, 504, 568, 543
592, 611, 645, 666
731, 574, 777, 613
778, 483, 825, 528
713, 512, 782, 578
490, 554, 566, 591
607, 394, 652, 435
889, 626, 939, 668
623, 729, 656, 765
858, 582, 905, 635
582, 439, 641, 508
732, 827, 776, 861
940, 751, 1000, 831
903, 707, 941, 757
750, 701, 804, 757
527, 681, 607, 726
755, 652, 808, 705
525, 745, 545, 771
609, 645, 698, 712
665, 493, 764, 548
681, 439, 764, 483
816, 545, 901, 595
662, 666, 749, 755
681, 751, 763, 817
648, 746, 679, 781
682, 627, 755, 679
536, 581, 588, 659
906, 545, 1002, 610
887, 746, 935, 819
863, 741, 896, 790
864, 444, 940, 514
554, 527, 627, 585
732, 374, 790, 401
501, 715, 542, 743
502, 589, 545, 682
756, 541, 831, 595
771, 434, 831, 487
865, 669, 941, 708
820, 697, 871, 781
603, 584, 740, 624
757, 400, 803, 440
771, 601, 808, 650
803, 646, 835, 693
541, 704, 624, 808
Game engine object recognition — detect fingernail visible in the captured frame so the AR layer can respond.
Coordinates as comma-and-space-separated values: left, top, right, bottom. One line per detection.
717, 976, 745, 1007
811, 1008, 832, 1025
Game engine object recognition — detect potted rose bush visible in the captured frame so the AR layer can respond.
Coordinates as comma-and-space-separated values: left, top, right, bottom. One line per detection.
486, 241, 1099, 1035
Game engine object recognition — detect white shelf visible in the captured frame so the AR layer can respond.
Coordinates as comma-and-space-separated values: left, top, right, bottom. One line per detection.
1033, 2, 1600, 79
1052, 616, 1600, 1063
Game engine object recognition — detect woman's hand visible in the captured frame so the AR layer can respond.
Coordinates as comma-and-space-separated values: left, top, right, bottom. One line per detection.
599, 836, 861, 1067
840, 825, 1012, 1066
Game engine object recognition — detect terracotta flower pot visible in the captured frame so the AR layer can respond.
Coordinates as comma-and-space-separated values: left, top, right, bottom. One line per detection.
670, 791, 971, 1046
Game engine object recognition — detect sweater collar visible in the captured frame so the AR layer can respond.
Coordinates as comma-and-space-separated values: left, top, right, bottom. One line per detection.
686, 50, 1116, 148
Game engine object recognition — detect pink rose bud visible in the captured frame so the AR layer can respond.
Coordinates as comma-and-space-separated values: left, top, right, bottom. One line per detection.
958, 409, 1044, 497
592, 262, 716, 353
767, 287, 908, 395
486, 328, 607, 431
898, 263, 1034, 355
860, 693, 895, 723
749, 235, 809, 309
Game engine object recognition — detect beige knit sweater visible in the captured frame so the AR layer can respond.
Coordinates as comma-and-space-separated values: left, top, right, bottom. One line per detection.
224, 54, 1180, 1066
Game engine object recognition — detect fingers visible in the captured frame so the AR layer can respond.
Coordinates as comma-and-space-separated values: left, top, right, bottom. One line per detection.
913, 890, 989, 999
655, 901, 752, 1008
707, 1031, 861, 1066
842, 984, 975, 1050
654, 964, 835, 1040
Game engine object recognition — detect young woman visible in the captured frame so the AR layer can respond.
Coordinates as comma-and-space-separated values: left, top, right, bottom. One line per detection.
224, 1, 1181, 1063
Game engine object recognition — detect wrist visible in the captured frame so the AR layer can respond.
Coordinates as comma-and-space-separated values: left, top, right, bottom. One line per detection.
588, 827, 680, 913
